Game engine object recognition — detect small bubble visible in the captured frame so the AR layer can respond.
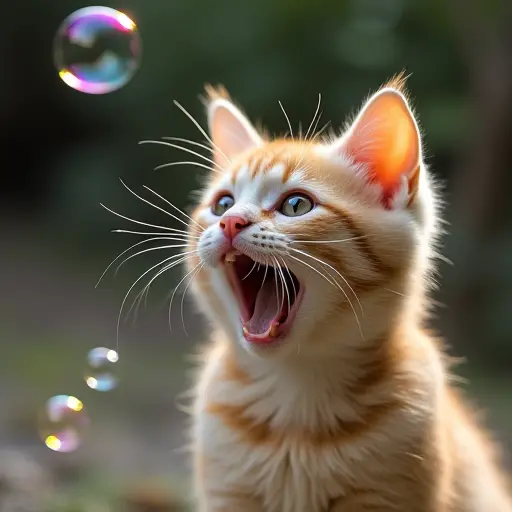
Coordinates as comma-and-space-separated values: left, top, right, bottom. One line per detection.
53, 6, 141, 94
39, 395, 90, 453
85, 347, 119, 392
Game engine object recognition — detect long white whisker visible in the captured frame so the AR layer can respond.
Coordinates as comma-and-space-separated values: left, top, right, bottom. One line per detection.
173, 100, 231, 165
141, 255, 193, 308
288, 254, 363, 339
180, 262, 205, 337
119, 179, 202, 235
241, 260, 258, 281
272, 259, 281, 314
153, 160, 220, 174
290, 235, 368, 244
138, 140, 224, 173
308, 110, 323, 142
112, 229, 198, 239
168, 260, 203, 333
288, 247, 363, 315
311, 120, 331, 141
304, 93, 322, 141
273, 256, 290, 319
100, 203, 190, 234
161, 137, 214, 155
279, 256, 297, 302
130, 253, 194, 322
287, 254, 337, 289
278, 100, 294, 140
116, 252, 195, 351
115, 243, 191, 275
142, 185, 204, 233
96, 237, 173, 288
258, 263, 269, 296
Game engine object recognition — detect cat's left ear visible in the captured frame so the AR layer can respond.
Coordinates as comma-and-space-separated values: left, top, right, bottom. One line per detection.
330, 87, 421, 206
205, 86, 263, 166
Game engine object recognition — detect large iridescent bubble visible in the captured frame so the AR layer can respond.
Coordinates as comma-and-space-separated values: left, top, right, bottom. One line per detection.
53, 6, 141, 94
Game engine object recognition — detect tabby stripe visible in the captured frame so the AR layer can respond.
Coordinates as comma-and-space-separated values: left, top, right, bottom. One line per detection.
323, 204, 393, 276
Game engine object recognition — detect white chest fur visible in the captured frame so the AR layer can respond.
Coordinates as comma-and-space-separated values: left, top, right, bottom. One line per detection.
193, 348, 423, 512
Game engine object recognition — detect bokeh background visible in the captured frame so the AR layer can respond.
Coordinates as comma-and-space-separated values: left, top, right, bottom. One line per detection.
1, 0, 511, 510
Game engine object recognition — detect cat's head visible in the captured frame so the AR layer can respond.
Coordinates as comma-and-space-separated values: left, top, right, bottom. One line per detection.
187, 78, 439, 359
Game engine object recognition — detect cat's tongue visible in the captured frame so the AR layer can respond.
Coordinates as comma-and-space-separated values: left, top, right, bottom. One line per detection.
244, 277, 283, 335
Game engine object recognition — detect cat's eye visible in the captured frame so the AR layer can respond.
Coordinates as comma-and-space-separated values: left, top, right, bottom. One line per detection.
212, 194, 235, 216
280, 194, 314, 217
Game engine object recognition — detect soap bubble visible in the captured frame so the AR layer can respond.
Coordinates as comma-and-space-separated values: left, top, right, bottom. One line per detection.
85, 347, 119, 392
53, 6, 141, 94
39, 395, 90, 452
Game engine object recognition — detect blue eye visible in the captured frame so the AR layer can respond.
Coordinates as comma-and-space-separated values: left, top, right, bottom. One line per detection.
280, 194, 314, 217
212, 194, 234, 216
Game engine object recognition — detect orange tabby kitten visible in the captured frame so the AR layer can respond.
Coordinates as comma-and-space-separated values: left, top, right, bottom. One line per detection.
184, 78, 512, 511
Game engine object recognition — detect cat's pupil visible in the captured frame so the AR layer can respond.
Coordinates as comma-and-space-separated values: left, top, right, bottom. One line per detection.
289, 197, 302, 212
212, 195, 234, 216
281, 194, 312, 217
219, 197, 232, 210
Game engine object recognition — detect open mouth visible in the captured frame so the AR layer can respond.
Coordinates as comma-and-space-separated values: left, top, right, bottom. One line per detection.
223, 251, 303, 345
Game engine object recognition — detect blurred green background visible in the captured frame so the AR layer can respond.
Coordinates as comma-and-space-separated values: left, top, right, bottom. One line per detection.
1, 0, 511, 510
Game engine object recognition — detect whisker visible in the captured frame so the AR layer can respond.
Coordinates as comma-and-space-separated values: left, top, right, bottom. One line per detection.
180, 262, 205, 337
101, 203, 191, 234
120, 179, 202, 234
115, 242, 191, 275
153, 160, 220, 174
278, 100, 294, 140
288, 253, 363, 339
241, 260, 258, 281
383, 288, 405, 297
288, 246, 363, 316
308, 110, 323, 142
138, 140, 224, 173
311, 120, 332, 141
274, 256, 290, 320
173, 100, 231, 165
304, 93, 322, 141
116, 251, 195, 351
142, 185, 204, 233
290, 235, 368, 244
168, 260, 203, 333
96, 237, 176, 288
112, 229, 198, 239
258, 263, 269, 296
130, 253, 195, 322
161, 136, 214, 155
279, 255, 297, 302
271, 257, 281, 312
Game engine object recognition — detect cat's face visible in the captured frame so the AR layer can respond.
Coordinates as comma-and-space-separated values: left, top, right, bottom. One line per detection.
187, 81, 435, 358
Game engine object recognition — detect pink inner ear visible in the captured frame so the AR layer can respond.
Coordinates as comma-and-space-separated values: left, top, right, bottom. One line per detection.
344, 90, 420, 195
209, 101, 262, 165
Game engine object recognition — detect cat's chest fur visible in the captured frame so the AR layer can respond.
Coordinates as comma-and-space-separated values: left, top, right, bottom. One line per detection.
194, 347, 422, 512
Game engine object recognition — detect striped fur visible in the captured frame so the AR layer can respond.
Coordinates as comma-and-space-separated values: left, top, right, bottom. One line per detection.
184, 82, 512, 511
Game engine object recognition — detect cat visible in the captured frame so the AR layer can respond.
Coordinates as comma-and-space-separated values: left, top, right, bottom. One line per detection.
181, 77, 512, 511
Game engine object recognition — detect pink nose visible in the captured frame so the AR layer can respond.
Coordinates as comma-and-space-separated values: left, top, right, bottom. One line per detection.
220, 215, 251, 240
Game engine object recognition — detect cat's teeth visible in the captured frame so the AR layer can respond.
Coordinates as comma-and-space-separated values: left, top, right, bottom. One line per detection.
269, 323, 278, 337
225, 250, 241, 263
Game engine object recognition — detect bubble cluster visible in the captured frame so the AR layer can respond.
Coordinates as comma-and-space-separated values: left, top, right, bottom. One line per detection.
39, 395, 90, 453
85, 347, 119, 392
53, 6, 141, 94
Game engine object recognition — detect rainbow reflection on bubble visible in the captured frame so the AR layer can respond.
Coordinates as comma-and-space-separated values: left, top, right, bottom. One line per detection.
85, 347, 119, 392
39, 395, 90, 453
53, 6, 141, 94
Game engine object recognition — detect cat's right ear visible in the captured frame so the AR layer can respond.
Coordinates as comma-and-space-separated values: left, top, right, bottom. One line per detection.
204, 85, 262, 166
